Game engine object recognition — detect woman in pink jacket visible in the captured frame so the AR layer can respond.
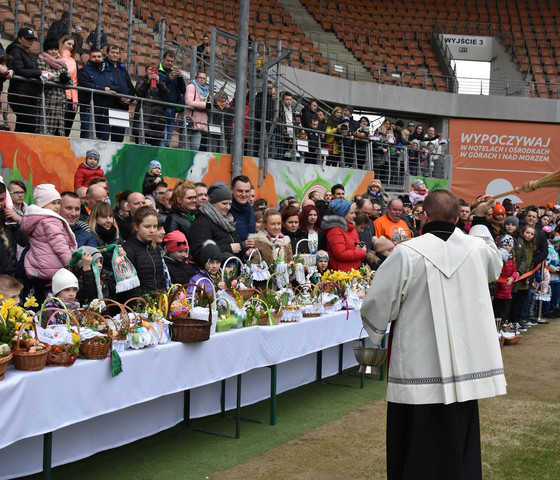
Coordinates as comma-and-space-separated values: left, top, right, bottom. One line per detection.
184, 71, 210, 151
59, 35, 78, 137
21, 184, 77, 302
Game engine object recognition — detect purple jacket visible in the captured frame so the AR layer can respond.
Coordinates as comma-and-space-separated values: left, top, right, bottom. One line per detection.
21, 205, 77, 280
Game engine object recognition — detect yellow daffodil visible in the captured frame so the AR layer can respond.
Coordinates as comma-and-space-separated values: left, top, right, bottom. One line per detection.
24, 296, 39, 308
2, 297, 16, 309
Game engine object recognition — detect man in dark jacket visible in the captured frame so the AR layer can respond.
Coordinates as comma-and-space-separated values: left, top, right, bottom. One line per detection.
158, 50, 186, 147
7, 28, 42, 133
0, 41, 13, 130
254, 81, 276, 157
230, 175, 255, 245
77, 48, 117, 140
300, 98, 319, 129
60, 192, 98, 247
103, 44, 134, 142
45, 12, 69, 44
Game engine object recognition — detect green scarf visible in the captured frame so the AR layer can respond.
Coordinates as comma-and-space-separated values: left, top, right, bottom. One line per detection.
98, 244, 140, 293
68, 248, 103, 299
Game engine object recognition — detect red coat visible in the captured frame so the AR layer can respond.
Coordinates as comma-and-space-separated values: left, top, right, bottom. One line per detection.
494, 257, 517, 299
74, 163, 106, 190
324, 215, 366, 272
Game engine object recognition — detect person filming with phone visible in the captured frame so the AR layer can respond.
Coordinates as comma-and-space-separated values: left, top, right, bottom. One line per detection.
132, 63, 169, 146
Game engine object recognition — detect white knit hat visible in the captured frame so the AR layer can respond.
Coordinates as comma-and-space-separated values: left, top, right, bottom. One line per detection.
51, 268, 79, 295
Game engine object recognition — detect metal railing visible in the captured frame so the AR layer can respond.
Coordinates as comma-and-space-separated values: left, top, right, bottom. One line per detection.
1, 75, 449, 190
0, 76, 449, 190
2, 0, 560, 98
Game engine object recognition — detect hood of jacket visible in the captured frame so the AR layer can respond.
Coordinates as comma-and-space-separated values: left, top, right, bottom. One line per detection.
321, 214, 349, 232
21, 204, 75, 239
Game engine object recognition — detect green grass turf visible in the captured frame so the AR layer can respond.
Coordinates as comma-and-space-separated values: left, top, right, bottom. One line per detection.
17, 368, 387, 480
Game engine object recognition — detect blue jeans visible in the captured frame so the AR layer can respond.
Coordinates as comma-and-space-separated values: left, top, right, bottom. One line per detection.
544, 281, 560, 313
160, 107, 176, 147
188, 129, 202, 151
80, 106, 110, 140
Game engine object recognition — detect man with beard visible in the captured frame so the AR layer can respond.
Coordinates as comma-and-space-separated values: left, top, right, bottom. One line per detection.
77, 48, 117, 140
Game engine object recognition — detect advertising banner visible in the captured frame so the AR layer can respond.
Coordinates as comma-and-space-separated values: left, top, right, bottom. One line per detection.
449, 118, 560, 206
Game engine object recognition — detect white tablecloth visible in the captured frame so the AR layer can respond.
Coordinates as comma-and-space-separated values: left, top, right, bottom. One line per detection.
0, 311, 367, 479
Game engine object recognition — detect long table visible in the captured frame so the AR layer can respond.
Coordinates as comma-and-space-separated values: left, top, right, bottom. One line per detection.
0, 310, 368, 479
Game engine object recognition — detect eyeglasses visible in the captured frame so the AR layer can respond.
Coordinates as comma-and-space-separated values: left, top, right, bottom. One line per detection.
9, 191, 25, 195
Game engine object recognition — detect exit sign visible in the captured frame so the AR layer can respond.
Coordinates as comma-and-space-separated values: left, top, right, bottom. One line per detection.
459, 47, 468, 52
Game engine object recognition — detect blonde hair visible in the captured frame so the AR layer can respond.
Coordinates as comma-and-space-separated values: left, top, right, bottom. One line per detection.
171, 180, 196, 207
88, 202, 115, 232
59, 35, 76, 57
263, 208, 281, 225
0, 274, 23, 293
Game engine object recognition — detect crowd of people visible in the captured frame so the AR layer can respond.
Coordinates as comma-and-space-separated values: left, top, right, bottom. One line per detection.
0, 151, 557, 341
0, 26, 447, 182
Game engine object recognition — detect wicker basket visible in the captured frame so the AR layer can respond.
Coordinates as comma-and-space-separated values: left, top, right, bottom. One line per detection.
258, 289, 283, 326
35, 308, 81, 367
226, 287, 256, 301
12, 321, 51, 371
504, 334, 522, 346
170, 283, 212, 342
0, 353, 12, 381
167, 284, 190, 319
74, 310, 112, 360
258, 310, 282, 326
98, 298, 136, 340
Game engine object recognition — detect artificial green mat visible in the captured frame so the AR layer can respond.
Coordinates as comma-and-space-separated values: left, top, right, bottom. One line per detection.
18, 368, 387, 480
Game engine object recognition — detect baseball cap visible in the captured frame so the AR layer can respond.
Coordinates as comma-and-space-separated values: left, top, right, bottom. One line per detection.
18, 27, 37, 40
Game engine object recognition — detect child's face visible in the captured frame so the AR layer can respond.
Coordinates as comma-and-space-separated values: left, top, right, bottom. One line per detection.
311, 120, 318, 130
494, 213, 506, 221
94, 257, 103, 269
206, 260, 221, 275
505, 223, 517, 234
58, 287, 78, 302
134, 215, 158, 243
255, 220, 264, 232
1, 288, 22, 303
522, 228, 535, 242
370, 186, 380, 193
416, 182, 426, 190
43, 199, 61, 214
355, 223, 366, 234
317, 258, 328, 271
403, 205, 412, 214
224, 265, 236, 275
151, 167, 161, 175
154, 225, 165, 244
381, 247, 394, 257
501, 244, 513, 252
170, 248, 189, 262
86, 156, 99, 168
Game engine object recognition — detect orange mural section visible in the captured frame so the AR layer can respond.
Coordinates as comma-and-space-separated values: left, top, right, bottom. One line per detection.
449, 119, 560, 206
352, 171, 377, 199
0, 132, 82, 192
200, 155, 279, 208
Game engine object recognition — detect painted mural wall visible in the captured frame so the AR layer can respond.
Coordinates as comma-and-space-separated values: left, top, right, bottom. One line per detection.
0, 131, 448, 205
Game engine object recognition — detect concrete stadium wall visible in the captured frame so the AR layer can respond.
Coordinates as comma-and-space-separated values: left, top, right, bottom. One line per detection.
283, 68, 560, 125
